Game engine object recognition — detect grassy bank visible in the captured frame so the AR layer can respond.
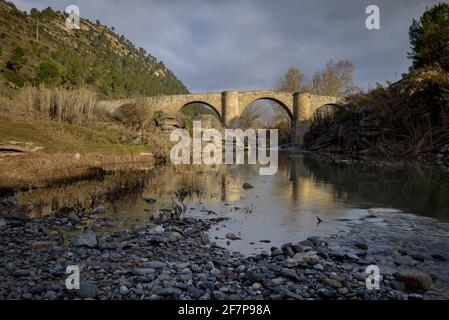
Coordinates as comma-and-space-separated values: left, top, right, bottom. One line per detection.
0, 87, 173, 192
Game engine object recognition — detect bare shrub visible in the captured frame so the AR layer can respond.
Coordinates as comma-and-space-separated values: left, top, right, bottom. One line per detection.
305, 66, 449, 158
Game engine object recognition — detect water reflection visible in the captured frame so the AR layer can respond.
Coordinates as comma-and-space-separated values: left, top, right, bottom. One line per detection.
16, 152, 449, 254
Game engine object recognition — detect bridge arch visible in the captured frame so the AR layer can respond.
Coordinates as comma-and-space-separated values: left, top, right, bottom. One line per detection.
241, 97, 293, 121
179, 101, 223, 124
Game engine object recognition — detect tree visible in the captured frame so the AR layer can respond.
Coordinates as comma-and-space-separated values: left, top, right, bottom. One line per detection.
6, 46, 26, 72
409, 3, 449, 71
276, 67, 305, 93
37, 60, 60, 85
308, 59, 358, 97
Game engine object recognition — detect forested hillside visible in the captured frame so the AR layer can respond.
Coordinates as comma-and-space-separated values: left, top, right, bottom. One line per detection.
0, 0, 188, 98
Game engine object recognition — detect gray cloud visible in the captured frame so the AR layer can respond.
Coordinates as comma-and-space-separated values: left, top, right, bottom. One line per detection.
11, 0, 443, 92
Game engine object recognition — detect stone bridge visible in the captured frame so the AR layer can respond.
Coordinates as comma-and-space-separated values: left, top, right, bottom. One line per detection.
97, 90, 340, 144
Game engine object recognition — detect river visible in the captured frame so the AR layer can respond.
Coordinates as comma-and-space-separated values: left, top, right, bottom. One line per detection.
104, 152, 449, 255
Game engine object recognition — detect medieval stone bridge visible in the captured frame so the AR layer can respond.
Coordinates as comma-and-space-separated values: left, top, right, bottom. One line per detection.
97, 90, 340, 144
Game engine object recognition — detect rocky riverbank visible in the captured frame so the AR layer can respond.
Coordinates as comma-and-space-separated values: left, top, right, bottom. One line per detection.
0, 197, 448, 300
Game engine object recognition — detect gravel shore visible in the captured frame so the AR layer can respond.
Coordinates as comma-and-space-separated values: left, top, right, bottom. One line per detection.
1, 197, 448, 300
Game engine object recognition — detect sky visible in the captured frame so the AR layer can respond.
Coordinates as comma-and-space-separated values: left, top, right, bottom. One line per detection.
11, 0, 444, 93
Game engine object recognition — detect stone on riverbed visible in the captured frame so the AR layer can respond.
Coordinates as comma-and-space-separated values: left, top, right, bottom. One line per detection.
91, 206, 107, 214
226, 232, 240, 240
31, 241, 51, 249
281, 251, 320, 268
242, 183, 254, 189
295, 251, 320, 267
143, 261, 165, 269
144, 197, 156, 204
78, 282, 98, 299
70, 232, 98, 248
394, 268, 433, 291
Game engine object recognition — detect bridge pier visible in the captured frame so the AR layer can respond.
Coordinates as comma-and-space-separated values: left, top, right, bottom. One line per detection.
292, 92, 311, 146
222, 91, 239, 127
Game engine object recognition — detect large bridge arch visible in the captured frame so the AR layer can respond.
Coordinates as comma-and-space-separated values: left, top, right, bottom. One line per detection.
239, 96, 294, 121
179, 101, 223, 124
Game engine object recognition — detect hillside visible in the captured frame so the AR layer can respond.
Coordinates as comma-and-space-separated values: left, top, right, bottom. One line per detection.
0, 0, 188, 98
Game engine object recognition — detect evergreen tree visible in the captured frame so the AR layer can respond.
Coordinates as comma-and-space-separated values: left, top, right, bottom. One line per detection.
409, 3, 449, 71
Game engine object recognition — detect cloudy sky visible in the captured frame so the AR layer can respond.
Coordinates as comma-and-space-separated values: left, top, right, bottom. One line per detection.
11, 0, 443, 92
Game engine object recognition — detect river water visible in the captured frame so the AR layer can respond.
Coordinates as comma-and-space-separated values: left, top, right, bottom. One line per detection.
107, 152, 449, 255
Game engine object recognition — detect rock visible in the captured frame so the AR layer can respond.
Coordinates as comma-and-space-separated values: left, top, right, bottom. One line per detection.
13, 269, 30, 277
280, 268, 301, 282
31, 241, 51, 249
0, 218, 6, 229
410, 254, 425, 262
134, 268, 156, 276
68, 212, 81, 223
252, 283, 262, 290
394, 269, 433, 291
345, 253, 360, 261
293, 251, 320, 267
30, 285, 47, 294
313, 263, 324, 271
168, 231, 182, 242
143, 261, 165, 269
22, 293, 32, 299
292, 244, 305, 253
119, 285, 129, 295
70, 232, 98, 248
271, 248, 283, 257
43, 290, 57, 300
285, 246, 295, 257
242, 183, 254, 189
147, 235, 169, 244
144, 197, 156, 204
322, 278, 342, 289
355, 242, 368, 250
78, 282, 98, 299
91, 205, 107, 214
245, 270, 262, 283
148, 225, 165, 234
431, 253, 447, 262
225, 233, 240, 240
281, 258, 297, 268
299, 240, 314, 247
317, 288, 336, 299
408, 293, 424, 300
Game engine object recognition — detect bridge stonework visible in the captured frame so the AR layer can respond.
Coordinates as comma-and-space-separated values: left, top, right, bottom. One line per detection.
97, 90, 340, 145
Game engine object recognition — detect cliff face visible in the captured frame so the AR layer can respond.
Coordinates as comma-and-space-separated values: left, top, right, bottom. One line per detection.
0, 0, 188, 98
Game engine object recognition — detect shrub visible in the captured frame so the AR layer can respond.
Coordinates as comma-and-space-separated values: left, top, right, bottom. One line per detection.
2, 70, 25, 88
6, 46, 26, 72
36, 60, 61, 86
112, 102, 150, 130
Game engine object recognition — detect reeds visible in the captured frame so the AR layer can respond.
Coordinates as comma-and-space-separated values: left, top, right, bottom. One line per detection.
17, 86, 97, 125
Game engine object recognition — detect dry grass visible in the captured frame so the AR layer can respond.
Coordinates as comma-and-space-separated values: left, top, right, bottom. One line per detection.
0, 151, 156, 192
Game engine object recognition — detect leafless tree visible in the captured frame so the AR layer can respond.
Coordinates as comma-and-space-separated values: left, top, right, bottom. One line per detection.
308, 59, 359, 97
276, 67, 305, 93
